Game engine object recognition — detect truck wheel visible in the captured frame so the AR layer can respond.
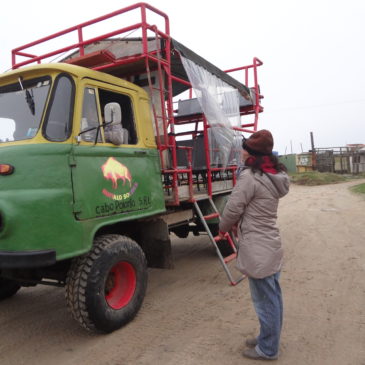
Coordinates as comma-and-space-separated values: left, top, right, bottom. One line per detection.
0, 277, 21, 300
65, 234, 147, 333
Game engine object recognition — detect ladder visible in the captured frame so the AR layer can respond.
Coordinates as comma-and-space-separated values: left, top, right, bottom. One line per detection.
145, 29, 182, 205
193, 198, 245, 286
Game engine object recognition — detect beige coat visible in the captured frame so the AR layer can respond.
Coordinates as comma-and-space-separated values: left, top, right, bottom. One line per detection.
219, 168, 290, 279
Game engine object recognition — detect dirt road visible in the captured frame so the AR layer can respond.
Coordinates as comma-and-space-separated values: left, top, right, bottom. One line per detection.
1, 180, 365, 365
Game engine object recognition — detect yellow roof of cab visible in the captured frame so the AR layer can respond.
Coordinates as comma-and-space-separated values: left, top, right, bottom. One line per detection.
0, 63, 148, 97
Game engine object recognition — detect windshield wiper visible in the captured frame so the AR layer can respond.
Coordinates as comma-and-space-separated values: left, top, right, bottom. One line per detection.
18, 77, 35, 115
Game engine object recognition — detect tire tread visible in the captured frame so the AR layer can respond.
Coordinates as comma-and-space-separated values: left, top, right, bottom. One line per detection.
65, 234, 146, 332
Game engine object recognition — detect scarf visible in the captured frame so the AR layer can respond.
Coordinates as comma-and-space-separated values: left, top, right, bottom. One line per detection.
245, 156, 278, 174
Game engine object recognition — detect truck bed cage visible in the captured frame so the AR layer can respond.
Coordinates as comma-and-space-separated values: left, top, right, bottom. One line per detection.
11, 2, 263, 206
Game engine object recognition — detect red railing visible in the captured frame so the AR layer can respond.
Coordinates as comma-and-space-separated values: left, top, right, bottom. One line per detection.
225, 57, 264, 132
12, 3, 169, 69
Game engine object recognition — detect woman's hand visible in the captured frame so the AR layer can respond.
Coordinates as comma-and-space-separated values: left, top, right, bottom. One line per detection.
218, 231, 226, 239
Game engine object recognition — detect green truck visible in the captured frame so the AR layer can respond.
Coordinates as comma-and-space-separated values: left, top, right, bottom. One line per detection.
0, 3, 263, 332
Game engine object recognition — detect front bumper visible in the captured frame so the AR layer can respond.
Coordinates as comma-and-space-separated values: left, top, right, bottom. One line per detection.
0, 250, 56, 269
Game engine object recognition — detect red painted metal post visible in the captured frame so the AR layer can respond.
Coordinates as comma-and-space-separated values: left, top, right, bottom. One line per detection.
11, 51, 16, 68
151, 28, 169, 144
203, 116, 213, 197
163, 31, 181, 205
140, 5, 148, 55
177, 146, 194, 201
253, 58, 261, 131
232, 167, 237, 186
77, 26, 84, 57
187, 148, 194, 201
168, 135, 179, 205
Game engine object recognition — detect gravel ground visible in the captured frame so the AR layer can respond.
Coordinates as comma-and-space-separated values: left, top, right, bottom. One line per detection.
0, 179, 364, 365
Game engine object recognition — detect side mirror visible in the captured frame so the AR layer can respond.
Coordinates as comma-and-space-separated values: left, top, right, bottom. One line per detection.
104, 102, 122, 124
104, 103, 125, 145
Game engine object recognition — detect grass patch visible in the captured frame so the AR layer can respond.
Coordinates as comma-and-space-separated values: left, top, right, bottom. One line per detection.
349, 172, 365, 179
350, 183, 365, 195
290, 171, 347, 186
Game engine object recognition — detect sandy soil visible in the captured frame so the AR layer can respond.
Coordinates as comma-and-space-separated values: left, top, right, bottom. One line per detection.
0, 179, 365, 365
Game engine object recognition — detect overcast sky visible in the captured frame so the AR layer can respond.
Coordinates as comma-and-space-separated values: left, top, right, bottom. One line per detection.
1, 0, 364, 154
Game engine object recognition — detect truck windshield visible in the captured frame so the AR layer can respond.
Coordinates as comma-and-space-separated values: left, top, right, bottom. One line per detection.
0, 76, 51, 142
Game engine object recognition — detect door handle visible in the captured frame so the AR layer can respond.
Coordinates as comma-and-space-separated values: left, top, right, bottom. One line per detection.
134, 151, 147, 155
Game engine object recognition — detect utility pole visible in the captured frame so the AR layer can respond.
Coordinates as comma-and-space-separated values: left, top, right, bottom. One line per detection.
310, 131, 316, 170
310, 131, 315, 151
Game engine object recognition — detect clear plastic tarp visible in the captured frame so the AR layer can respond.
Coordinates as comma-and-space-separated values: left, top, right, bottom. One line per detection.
180, 55, 241, 168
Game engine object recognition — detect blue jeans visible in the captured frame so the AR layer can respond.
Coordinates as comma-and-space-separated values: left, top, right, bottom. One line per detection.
248, 272, 283, 359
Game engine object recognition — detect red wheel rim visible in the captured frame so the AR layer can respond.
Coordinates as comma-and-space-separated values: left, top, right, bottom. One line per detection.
105, 262, 136, 309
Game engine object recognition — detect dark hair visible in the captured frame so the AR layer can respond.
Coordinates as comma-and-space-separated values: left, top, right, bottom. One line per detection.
249, 154, 287, 174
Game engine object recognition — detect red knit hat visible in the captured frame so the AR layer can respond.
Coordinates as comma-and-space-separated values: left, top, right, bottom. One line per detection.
242, 129, 273, 156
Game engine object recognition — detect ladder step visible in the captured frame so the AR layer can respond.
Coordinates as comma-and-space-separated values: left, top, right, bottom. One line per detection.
230, 275, 246, 286
194, 200, 244, 286
203, 212, 219, 220
224, 253, 237, 263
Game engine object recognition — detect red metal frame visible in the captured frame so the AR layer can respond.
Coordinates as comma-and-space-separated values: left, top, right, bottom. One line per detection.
225, 57, 264, 132
12, 3, 170, 68
11, 2, 263, 206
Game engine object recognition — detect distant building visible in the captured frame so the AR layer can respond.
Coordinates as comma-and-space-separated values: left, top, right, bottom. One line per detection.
350, 146, 365, 173
279, 154, 296, 173
279, 153, 313, 173
346, 144, 365, 150
279, 144, 365, 174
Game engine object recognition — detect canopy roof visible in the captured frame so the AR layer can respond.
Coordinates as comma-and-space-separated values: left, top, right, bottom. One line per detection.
62, 38, 252, 101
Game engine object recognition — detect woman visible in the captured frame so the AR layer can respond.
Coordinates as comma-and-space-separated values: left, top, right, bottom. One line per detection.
219, 129, 289, 360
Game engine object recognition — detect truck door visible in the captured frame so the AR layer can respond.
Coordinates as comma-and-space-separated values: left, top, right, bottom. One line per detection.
71, 81, 165, 220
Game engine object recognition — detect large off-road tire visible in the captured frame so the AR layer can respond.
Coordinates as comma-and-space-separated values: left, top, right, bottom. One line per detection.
65, 234, 147, 333
0, 277, 21, 300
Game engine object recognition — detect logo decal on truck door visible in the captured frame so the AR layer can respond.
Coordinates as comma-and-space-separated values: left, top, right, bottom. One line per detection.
102, 157, 132, 188
101, 157, 138, 201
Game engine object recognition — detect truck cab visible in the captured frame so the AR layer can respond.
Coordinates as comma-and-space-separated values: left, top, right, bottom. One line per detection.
0, 64, 165, 266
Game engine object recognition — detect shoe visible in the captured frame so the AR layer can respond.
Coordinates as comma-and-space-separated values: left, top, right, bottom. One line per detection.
245, 337, 258, 347
242, 348, 278, 361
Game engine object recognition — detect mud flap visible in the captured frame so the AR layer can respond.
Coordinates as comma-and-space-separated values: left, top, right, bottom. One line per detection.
138, 219, 173, 269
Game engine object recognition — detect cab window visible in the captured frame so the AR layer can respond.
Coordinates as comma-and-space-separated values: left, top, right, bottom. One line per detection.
80, 88, 101, 142
98, 89, 137, 145
0, 76, 51, 142
44, 74, 74, 141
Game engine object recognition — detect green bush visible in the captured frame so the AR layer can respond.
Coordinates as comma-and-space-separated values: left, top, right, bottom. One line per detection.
290, 172, 347, 186
350, 183, 365, 195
